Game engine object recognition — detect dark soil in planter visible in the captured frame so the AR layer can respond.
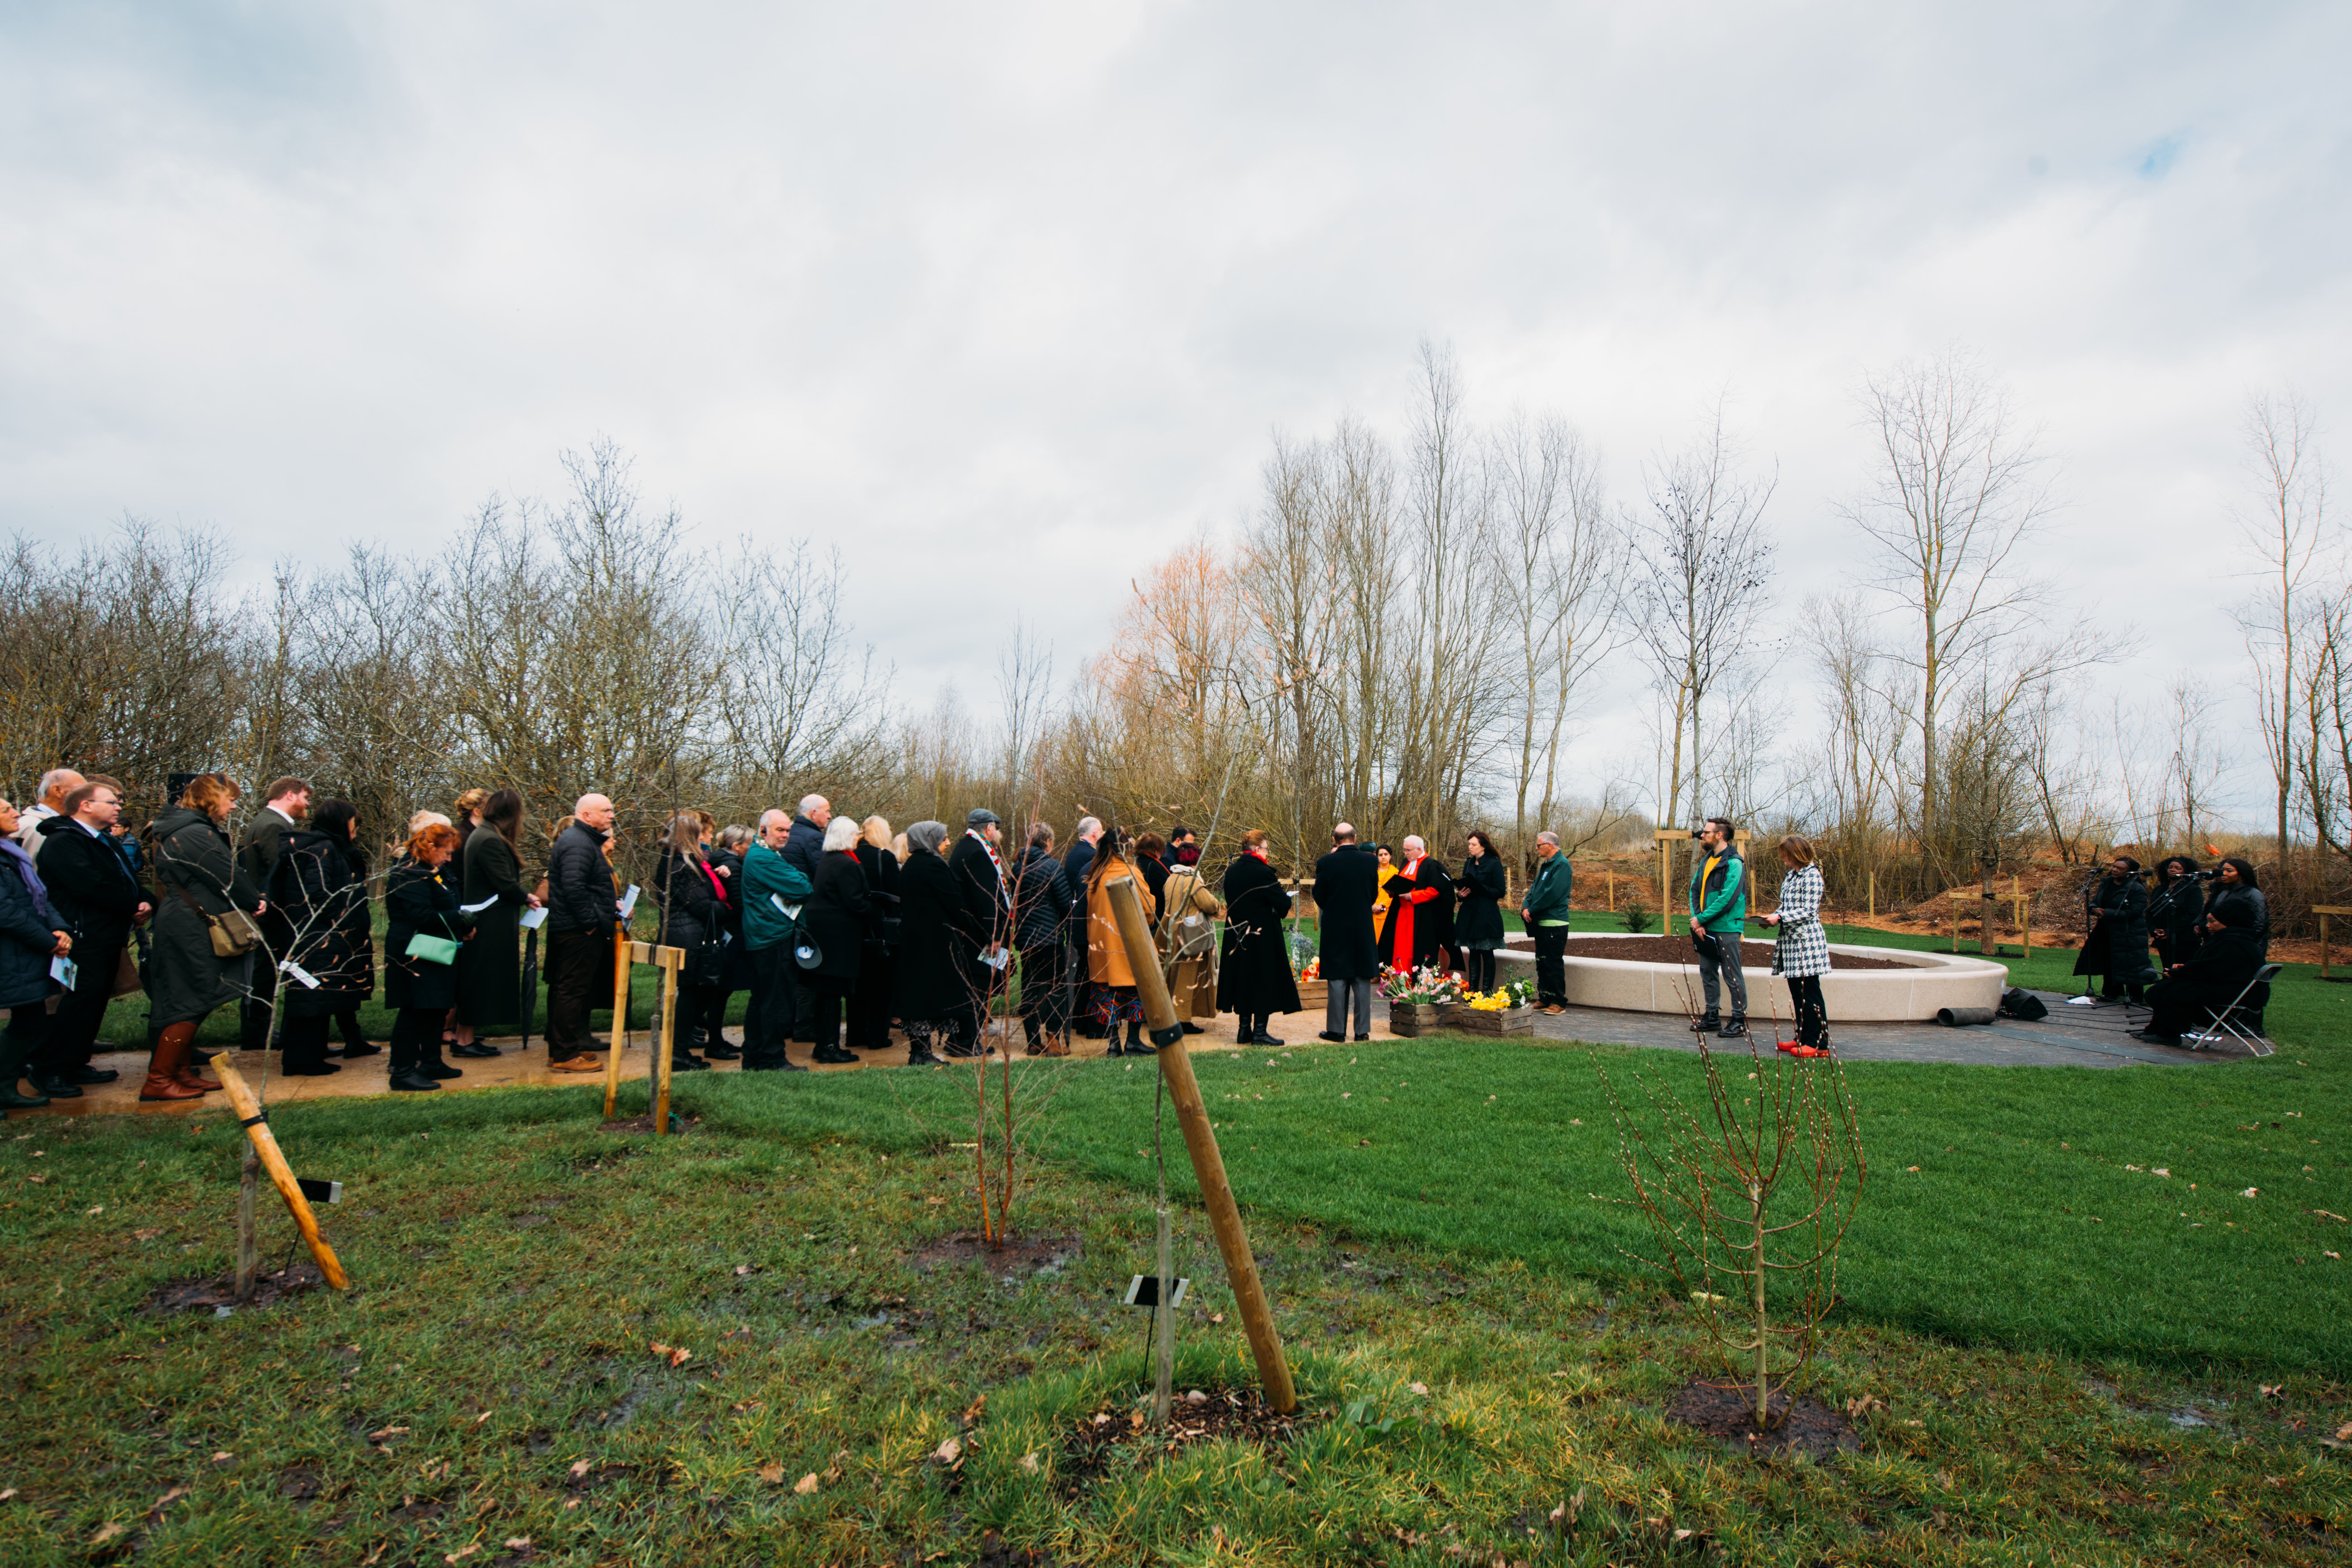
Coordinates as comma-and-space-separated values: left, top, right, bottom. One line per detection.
142, 1262, 330, 1316
1664, 1378, 1859, 1460
1058, 1388, 1322, 1494
1507, 936, 1912, 972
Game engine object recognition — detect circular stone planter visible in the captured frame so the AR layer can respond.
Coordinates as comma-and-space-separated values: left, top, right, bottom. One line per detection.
1494, 935, 2005, 1023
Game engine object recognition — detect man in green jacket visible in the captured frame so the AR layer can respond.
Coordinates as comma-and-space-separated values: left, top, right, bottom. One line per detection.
1518, 831, 1574, 1014
742, 809, 815, 1072
1687, 816, 1748, 1037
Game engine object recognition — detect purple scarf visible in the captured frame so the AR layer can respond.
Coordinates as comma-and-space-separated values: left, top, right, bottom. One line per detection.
0, 837, 56, 926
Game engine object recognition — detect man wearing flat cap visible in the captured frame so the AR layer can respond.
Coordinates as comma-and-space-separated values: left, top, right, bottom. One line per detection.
944, 809, 1013, 1045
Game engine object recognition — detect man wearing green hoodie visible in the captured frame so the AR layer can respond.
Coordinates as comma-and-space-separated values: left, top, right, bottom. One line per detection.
1687, 816, 1748, 1038
742, 808, 815, 1072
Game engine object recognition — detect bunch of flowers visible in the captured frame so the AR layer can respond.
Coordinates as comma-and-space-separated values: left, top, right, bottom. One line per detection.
1378, 964, 1462, 1005
1294, 956, 1321, 981
1461, 977, 1536, 1012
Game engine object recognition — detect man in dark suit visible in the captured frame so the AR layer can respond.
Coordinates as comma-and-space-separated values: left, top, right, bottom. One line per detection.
944, 808, 1012, 1055
237, 776, 311, 1049
1060, 816, 1103, 1037
782, 794, 829, 1041
34, 780, 154, 1095
1312, 822, 1380, 1041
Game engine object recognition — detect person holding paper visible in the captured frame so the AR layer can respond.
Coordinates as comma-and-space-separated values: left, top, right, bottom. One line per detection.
31, 779, 152, 1092
543, 794, 619, 1071
384, 822, 477, 1091
455, 789, 541, 1056
269, 811, 374, 1076
741, 808, 813, 1071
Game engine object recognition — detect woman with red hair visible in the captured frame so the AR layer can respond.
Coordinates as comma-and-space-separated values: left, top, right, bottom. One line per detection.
383, 821, 477, 1092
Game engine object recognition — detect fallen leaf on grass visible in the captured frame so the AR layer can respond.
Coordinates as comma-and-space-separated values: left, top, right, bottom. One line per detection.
210, 1452, 233, 1463
1846, 1395, 1883, 1417
757, 1462, 785, 1485
793, 1473, 819, 1495
2311, 1210, 2348, 1223
1021, 1451, 1040, 1472
150, 1485, 188, 1511
87, 1205, 103, 1215
734, 1264, 752, 1275
2242, 1187, 2260, 1199
445, 1545, 479, 1564
567, 1460, 592, 1479
89, 1523, 126, 1545
503, 1542, 531, 1553
2154, 1168, 2171, 1178
471, 1411, 493, 1425
2261, 1384, 2285, 1399
1209, 1312, 1225, 1324
1408, 1382, 1430, 1396
959, 1393, 987, 1425
133, 1227, 163, 1241
367, 1427, 410, 1443
933, 1437, 963, 1463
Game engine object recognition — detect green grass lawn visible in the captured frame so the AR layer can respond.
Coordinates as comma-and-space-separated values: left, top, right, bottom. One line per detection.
10, 918, 2346, 1562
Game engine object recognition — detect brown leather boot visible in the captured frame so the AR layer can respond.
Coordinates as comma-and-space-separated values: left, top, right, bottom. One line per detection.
140, 1024, 206, 1102
176, 1060, 223, 1093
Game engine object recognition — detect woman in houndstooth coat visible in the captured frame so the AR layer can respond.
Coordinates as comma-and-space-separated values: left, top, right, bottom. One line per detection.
1758, 836, 1831, 1052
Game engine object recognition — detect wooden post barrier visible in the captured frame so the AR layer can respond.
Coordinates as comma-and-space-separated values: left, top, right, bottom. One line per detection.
211, 1057, 349, 1290
2316, 907, 2352, 981
1105, 874, 1298, 1415
600, 936, 685, 1132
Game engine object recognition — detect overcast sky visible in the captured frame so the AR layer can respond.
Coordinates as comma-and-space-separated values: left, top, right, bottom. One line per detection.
3, 2, 2346, 815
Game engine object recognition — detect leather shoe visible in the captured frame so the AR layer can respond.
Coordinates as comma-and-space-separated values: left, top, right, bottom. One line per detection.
282, 1061, 342, 1076
1179, 1022, 1204, 1035
0, 1081, 49, 1108
423, 1062, 463, 1080
702, 1042, 741, 1060
1353, 1033, 1371, 1041
742, 1058, 808, 1072
388, 1069, 441, 1092
450, 1043, 500, 1059
175, 1065, 223, 1092
811, 1047, 856, 1065
549, 1055, 604, 1072
1317, 1031, 1345, 1043
905, 1049, 947, 1067
32, 1075, 82, 1099
71, 1066, 120, 1084
1248, 1032, 1285, 1047
338, 1042, 383, 1058
668, 1055, 711, 1072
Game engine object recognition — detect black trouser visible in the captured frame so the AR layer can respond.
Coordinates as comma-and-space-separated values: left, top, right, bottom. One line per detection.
698, 982, 732, 1045
4, 1004, 49, 1087
279, 1013, 333, 1072
1785, 975, 1827, 1046
1532, 925, 1568, 1006
1463, 948, 1497, 993
743, 945, 801, 1068
848, 943, 895, 1049
545, 930, 609, 1053
669, 981, 710, 1060
335, 1006, 371, 1050
805, 976, 854, 1051
1018, 943, 1066, 1044
44, 934, 124, 1075
2101, 978, 2146, 1004
389, 1007, 440, 1075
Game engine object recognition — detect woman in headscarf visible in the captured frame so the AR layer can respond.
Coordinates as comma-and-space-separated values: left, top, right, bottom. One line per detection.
1085, 825, 1156, 1055
894, 820, 982, 1065
1216, 829, 1302, 1047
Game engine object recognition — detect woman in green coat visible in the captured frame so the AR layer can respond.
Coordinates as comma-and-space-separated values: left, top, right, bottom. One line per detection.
145, 773, 264, 1101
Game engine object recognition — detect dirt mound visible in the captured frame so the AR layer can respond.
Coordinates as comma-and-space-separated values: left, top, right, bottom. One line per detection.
1665, 1378, 1858, 1460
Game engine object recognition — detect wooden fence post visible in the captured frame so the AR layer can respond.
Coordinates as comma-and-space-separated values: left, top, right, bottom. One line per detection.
603, 928, 631, 1118
211, 1058, 349, 1290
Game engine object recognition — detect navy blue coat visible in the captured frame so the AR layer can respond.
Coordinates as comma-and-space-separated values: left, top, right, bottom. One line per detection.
0, 845, 58, 1011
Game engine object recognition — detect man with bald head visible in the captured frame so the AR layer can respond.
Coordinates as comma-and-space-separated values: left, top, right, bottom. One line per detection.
543, 792, 620, 1069
12, 769, 84, 852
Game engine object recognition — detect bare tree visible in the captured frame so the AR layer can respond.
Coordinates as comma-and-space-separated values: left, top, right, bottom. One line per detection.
2234, 391, 2330, 877
1844, 353, 2096, 881
1623, 406, 1777, 831
995, 616, 1056, 829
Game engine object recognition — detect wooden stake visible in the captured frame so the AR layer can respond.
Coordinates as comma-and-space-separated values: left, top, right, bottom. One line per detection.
653, 948, 680, 1135
235, 1141, 259, 1303
211, 1058, 349, 1290
603, 927, 630, 1118
1105, 875, 1297, 1414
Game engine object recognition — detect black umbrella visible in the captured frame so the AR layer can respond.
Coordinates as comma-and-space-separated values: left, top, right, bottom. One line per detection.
518, 925, 541, 1054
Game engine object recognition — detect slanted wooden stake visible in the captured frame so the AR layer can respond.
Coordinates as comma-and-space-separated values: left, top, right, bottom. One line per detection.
1105, 874, 1297, 1414
603, 927, 630, 1118
211, 1058, 349, 1290
235, 1141, 260, 1302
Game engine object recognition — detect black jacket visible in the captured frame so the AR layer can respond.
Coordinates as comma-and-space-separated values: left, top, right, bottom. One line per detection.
385, 858, 476, 1011
457, 828, 531, 1028
274, 828, 370, 1018
547, 821, 615, 935
784, 816, 825, 886
1014, 845, 1071, 949
2073, 874, 2155, 982
35, 816, 144, 953
893, 848, 988, 1020
1456, 853, 1509, 950
0, 845, 58, 1011
948, 832, 1011, 952
239, 808, 299, 945
802, 849, 874, 982
1311, 844, 1380, 981
2147, 874, 2205, 963
1060, 839, 1098, 941
854, 839, 902, 944
1216, 851, 1302, 1016
1137, 852, 1171, 914
658, 849, 725, 983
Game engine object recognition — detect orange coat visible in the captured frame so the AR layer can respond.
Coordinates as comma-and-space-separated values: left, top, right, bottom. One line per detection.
1085, 853, 1157, 987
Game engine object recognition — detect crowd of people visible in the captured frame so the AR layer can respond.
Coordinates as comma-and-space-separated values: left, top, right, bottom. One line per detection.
10, 769, 2263, 1115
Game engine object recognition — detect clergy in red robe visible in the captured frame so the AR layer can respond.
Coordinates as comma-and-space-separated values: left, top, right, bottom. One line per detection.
1376, 835, 1454, 971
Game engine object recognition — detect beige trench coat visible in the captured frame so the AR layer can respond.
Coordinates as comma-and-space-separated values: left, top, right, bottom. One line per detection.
1157, 864, 1223, 1019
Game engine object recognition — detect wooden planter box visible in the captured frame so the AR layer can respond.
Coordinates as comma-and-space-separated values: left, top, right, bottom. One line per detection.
1294, 979, 1328, 1012
1446, 1004, 1536, 1037
1387, 1001, 1445, 1037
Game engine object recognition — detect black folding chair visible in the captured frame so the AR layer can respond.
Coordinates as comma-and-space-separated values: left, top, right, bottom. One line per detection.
2189, 963, 2281, 1057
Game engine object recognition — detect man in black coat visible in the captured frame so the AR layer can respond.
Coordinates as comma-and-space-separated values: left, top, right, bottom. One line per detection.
237, 776, 311, 1050
33, 781, 151, 1094
1060, 816, 1103, 1036
783, 794, 829, 1041
1311, 822, 1379, 1042
544, 793, 619, 1068
946, 809, 1012, 1043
